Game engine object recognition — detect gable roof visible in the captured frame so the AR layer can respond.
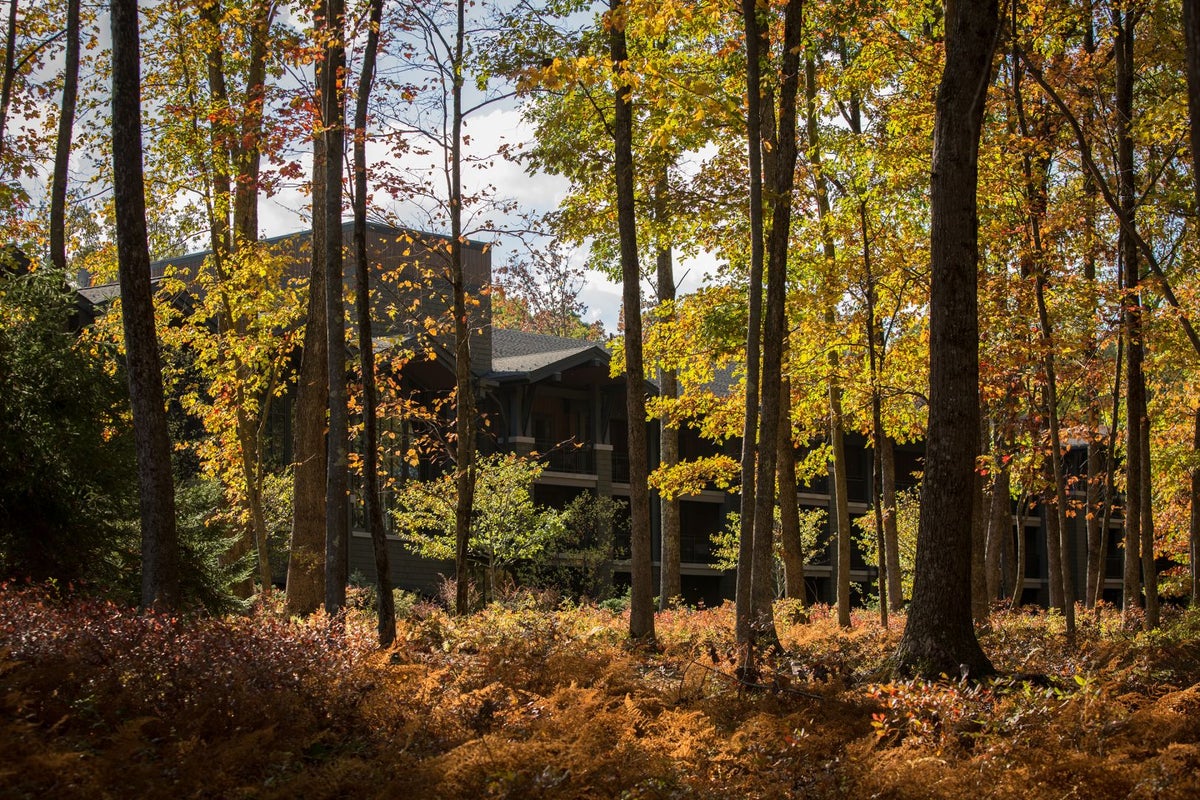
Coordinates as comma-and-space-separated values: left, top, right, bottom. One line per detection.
74, 221, 489, 301
488, 328, 610, 383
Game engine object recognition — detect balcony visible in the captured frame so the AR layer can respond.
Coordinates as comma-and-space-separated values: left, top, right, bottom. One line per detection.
611, 452, 629, 483
534, 439, 595, 474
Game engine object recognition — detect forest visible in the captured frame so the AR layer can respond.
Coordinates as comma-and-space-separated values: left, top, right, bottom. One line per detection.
2, 0, 1200, 796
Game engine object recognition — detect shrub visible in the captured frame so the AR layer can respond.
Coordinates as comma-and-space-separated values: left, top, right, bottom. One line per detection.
394, 453, 566, 601
0, 582, 376, 743
518, 492, 623, 600
0, 260, 139, 587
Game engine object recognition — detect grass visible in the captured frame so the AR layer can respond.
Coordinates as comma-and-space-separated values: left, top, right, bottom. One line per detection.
1, 581, 1198, 798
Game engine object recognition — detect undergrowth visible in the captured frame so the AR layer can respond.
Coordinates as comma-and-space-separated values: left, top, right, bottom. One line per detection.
1, 581, 1198, 799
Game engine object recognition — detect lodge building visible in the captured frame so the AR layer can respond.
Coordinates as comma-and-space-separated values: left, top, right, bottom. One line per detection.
80, 223, 1130, 608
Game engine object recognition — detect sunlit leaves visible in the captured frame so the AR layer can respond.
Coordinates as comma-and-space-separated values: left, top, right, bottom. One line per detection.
155, 242, 304, 535
393, 452, 566, 597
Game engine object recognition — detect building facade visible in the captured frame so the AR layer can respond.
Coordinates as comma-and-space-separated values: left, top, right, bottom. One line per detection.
82, 223, 1127, 608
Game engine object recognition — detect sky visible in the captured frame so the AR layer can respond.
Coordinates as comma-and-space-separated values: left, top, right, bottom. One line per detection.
252, 101, 713, 335
19, 2, 715, 334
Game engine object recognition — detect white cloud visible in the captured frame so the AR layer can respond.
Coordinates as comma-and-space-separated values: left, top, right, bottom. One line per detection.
250, 99, 716, 337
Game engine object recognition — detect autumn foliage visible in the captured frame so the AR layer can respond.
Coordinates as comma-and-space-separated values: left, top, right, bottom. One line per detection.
2, 582, 1198, 798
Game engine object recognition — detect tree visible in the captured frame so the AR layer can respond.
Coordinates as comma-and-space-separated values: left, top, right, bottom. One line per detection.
1186, 0, 1200, 607
498, 0, 721, 617
653, 165, 682, 610
370, 0, 518, 617
1114, 5, 1154, 628
287, 38, 330, 616
789, 0, 934, 619
0, 0, 16, 160
443, 0, 479, 620
1011, 40, 1074, 634
48, 0, 79, 273
0, 0, 86, 243
609, 0, 654, 642
286, 124, 330, 614
802, 51, 855, 630
393, 453, 565, 601
748, 0, 803, 650
0, 0, 59, 181
892, 0, 998, 678
493, 241, 604, 339
351, 0, 395, 645
778, 375, 805, 601
111, 0, 179, 609
155, 247, 302, 596
323, 0, 350, 614
733, 0, 766, 650
0, 261, 137, 584
1014, 4, 1200, 626
135, 0, 290, 599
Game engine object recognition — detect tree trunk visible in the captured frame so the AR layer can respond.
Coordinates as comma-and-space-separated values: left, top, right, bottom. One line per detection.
323, 0, 349, 613
971, 437, 988, 624
1082, 69, 1103, 607
236, 2, 277, 591
1140, 418, 1159, 627
654, 172, 680, 609
1044, 494, 1061, 606
1182, 0, 1200, 608
0, 0, 18, 162
1011, 499, 1027, 606
1040, 483, 1065, 611
1035, 191, 1074, 630
985, 448, 1010, 601
286, 88, 328, 616
1036, 276, 1074, 632
734, 0, 766, 648
1084, 406, 1102, 608
112, 0, 180, 610
353, 0, 394, 645
863, 201, 888, 629
1192, 409, 1200, 607
233, 0, 274, 243
1115, 8, 1143, 618
609, 0, 654, 642
830, 390, 852, 627
49, 0, 80, 273
657, 359, 681, 610
1001, 493, 1016, 601
871, 405, 888, 629
451, 0, 478, 618
778, 376, 805, 601
804, 54, 852, 629
1092, 320, 1124, 610
235, 413, 272, 591
892, 0, 997, 678
1013, 48, 1072, 631
198, 0, 232, 255
749, 0, 802, 649
882, 435, 902, 611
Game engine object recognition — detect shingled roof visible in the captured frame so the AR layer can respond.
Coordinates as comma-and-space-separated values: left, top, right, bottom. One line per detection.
488, 329, 610, 382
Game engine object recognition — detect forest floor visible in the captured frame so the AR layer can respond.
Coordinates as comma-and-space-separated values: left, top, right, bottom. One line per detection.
2, 582, 1199, 799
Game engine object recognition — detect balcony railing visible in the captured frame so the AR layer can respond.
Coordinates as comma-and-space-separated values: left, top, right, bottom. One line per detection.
534, 439, 595, 474
611, 452, 629, 483
497, 439, 599, 475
